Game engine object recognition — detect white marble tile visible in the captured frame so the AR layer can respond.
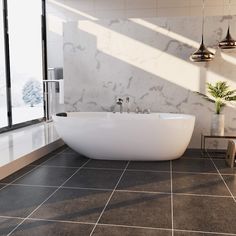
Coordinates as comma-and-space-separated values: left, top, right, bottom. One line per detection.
157, 0, 190, 8
94, 10, 125, 19
126, 9, 157, 18
63, 16, 236, 149
126, 0, 156, 10
157, 7, 190, 17
94, 0, 125, 10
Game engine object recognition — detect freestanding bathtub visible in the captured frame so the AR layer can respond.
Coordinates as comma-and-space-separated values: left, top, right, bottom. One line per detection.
53, 112, 195, 161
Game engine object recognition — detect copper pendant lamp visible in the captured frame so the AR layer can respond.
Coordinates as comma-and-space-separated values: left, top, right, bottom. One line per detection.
219, 0, 236, 49
190, 0, 215, 62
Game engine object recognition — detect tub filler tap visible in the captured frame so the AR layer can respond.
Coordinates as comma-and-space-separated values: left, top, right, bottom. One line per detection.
116, 98, 124, 113
143, 108, 151, 114
125, 97, 130, 113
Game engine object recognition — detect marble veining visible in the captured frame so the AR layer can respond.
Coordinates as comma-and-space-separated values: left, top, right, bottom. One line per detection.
63, 15, 236, 148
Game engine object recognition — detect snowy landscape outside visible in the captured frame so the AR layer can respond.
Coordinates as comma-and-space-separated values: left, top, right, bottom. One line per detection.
0, 0, 44, 128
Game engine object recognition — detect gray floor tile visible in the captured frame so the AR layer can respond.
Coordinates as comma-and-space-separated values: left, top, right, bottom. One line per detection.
31, 188, 111, 223
0, 217, 22, 236
117, 171, 171, 192
173, 172, 230, 196
93, 225, 172, 236
222, 175, 236, 196
0, 185, 56, 217
84, 160, 127, 169
0, 165, 35, 184
11, 220, 93, 236
14, 166, 77, 187
63, 147, 78, 154
42, 152, 89, 168
174, 230, 234, 235
127, 161, 170, 172
213, 160, 236, 175
99, 191, 171, 228
172, 159, 217, 173
64, 169, 122, 189
31, 147, 67, 165
173, 195, 236, 234
182, 149, 203, 159
0, 184, 6, 190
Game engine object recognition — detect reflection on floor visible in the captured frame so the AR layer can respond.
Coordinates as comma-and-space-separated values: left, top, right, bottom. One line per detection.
0, 147, 235, 236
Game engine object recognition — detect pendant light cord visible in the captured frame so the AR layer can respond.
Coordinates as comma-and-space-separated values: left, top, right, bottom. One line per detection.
202, 0, 205, 43
228, 0, 231, 28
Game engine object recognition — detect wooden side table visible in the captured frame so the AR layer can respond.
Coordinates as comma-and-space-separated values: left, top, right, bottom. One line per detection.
201, 134, 236, 156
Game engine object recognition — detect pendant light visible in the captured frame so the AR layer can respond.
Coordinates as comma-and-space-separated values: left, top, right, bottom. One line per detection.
219, 0, 236, 49
190, 0, 215, 62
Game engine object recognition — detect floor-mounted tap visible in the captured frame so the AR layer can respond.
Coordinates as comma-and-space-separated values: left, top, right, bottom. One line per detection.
116, 98, 124, 113
125, 97, 130, 113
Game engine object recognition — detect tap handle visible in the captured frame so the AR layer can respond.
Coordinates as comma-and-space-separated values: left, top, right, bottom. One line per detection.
116, 98, 123, 104
143, 108, 151, 114
135, 107, 141, 113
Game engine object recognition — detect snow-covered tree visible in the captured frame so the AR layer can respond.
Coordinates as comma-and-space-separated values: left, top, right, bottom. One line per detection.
22, 79, 43, 107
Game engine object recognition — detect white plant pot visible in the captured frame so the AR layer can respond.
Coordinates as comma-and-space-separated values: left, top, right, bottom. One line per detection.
211, 114, 224, 136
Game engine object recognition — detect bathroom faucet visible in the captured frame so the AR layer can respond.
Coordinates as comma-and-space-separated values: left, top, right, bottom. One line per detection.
116, 98, 123, 113
125, 97, 130, 113
143, 108, 151, 114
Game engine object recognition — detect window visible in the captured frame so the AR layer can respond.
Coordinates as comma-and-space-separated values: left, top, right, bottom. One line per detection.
0, 0, 46, 131
0, 1, 8, 128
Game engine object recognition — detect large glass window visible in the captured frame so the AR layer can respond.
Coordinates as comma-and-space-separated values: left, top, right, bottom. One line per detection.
8, 0, 44, 125
0, 1, 8, 128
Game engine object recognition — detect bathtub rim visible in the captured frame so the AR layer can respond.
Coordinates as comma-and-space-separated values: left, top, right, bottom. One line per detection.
53, 112, 196, 121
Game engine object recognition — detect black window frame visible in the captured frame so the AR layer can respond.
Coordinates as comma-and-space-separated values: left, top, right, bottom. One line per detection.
0, 0, 48, 134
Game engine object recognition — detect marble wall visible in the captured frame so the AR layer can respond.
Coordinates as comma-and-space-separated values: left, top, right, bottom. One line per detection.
63, 15, 236, 148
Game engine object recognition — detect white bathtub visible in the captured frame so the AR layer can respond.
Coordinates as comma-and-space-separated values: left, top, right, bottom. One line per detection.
53, 112, 195, 161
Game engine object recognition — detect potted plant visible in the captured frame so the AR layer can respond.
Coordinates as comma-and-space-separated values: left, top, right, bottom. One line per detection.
199, 81, 236, 136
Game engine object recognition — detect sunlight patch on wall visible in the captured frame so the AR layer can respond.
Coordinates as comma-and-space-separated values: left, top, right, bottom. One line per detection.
48, 15, 65, 35
48, 0, 98, 20
130, 19, 200, 49
78, 20, 201, 91
221, 52, 236, 65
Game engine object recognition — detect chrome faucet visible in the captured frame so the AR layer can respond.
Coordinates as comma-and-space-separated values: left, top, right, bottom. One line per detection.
116, 98, 123, 113
125, 97, 130, 113
143, 108, 151, 114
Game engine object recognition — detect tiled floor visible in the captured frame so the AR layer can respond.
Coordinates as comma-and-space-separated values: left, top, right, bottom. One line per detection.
0, 147, 235, 236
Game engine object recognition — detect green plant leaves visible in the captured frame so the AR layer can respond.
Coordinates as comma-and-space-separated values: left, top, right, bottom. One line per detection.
197, 81, 236, 114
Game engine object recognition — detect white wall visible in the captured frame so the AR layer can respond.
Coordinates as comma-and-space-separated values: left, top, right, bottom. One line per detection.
47, 0, 236, 148
46, 0, 236, 68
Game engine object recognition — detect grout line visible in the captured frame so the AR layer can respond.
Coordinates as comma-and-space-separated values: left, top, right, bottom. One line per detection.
3, 183, 113, 191
29, 164, 79, 169
25, 217, 95, 226
207, 151, 236, 203
170, 161, 174, 236
97, 222, 172, 232
0, 182, 233, 198
24, 165, 235, 176
115, 189, 170, 195
83, 167, 125, 171
175, 228, 236, 236
0, 147, 67, 192
1, 214, 236, 236
173, 192, 232, 198
89, 161, 130, 236
7, 159, 91, 236
0, 215, 25, 220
